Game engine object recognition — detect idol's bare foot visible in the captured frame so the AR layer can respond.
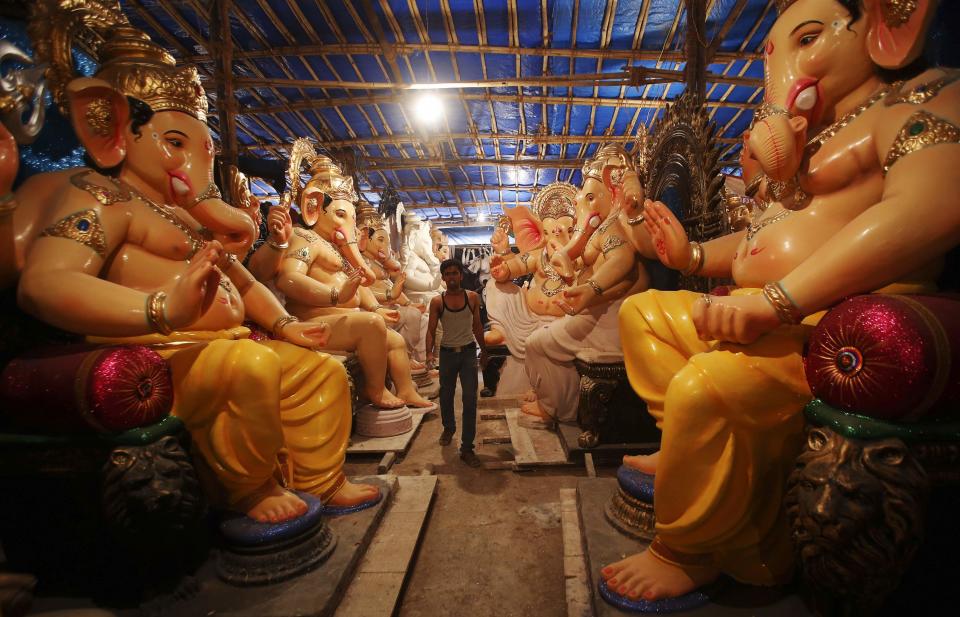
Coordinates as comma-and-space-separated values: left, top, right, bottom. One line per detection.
522, 389, 538, 403
327, 480, 381, 507
398, 389, 435, 408
520, 399, 551, 420
601, 549, 718, 602
623, 451, 660, 475
365, 386, 406, 409
243, 484, 308, 523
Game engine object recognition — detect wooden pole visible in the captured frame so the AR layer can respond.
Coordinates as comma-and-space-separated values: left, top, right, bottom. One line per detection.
210, 0, 238, 197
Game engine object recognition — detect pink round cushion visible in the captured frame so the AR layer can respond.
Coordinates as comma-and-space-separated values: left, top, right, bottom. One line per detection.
1, 345, 173, 433
804, 294, 960, 421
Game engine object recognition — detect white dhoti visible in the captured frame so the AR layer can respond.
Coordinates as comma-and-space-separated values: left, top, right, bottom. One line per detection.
524, 298, 624, 423
486, 282, 557, 396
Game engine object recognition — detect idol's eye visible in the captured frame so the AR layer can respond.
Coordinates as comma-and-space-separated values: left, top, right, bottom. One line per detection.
336, 210, 346, 217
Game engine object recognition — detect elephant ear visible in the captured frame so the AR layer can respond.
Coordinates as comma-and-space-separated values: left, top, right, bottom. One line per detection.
66, 77, 130, 169
865, 0, 937, 70
505, 205, 545, 252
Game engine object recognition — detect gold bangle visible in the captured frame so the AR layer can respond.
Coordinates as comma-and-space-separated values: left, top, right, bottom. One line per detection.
272, 314, 299, 338
0, 192, 16, 217
762, 282, 803, 325
680, 241, 704, 276
586, 279, 603, 296
267, 238, 289, 251
145, 291, 174, 335
329, 285, 340, 306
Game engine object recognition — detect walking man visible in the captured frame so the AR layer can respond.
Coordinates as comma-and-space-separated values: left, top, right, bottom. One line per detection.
426, 259, 487, 467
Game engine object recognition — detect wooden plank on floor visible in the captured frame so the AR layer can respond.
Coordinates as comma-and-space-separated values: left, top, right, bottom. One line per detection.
336, 475, 438, 617
561, 487, 594, 617
377, 451, 397, 474
477, 393, 521, 411
348, 411, 425, 455
505, 408, 572, 467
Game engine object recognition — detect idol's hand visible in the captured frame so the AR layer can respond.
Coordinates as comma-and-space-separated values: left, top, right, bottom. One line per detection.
281, 321, 331, 348
642, 200, 691, 270
164, 241, 223, 329
337, 269, 363, 305
491, 228, 510, 254
267, 206, 292, 245
390, 273, 406, 299
554, 284, 591, 316
375, 306, 400, 324
691, 293, 781, 345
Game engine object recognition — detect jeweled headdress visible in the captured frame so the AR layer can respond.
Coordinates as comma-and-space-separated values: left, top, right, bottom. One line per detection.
304, 154, 357, 203
285, 138, 357, 206
532, 182, 576, 220
776, 0, 916, 26
29, 0, 207, 121
357, 202, 385, 232
581, 143, 635, 185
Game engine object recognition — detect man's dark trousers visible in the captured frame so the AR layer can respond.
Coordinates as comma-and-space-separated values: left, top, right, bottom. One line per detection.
439, 342, 478, 452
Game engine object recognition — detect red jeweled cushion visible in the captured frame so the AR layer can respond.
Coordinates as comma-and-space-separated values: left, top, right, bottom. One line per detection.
1, 345, 173, 433
804, 294, 960, 421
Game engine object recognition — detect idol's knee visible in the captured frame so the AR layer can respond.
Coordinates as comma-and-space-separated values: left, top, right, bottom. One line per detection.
618, 291, 658, 339
350, 310, 388, 336
525, 328, 550, 357
386, 328, 405, 351
664, 358, 720, 424
230, 339, 282, 381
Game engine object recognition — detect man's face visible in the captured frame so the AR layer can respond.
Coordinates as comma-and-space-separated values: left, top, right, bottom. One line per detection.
442, 266, 462, 290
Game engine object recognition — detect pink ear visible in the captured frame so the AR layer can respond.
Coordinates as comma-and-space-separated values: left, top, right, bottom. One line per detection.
505, 205, 545, 252
866, 0, 937, 69
65, 78, 130, 169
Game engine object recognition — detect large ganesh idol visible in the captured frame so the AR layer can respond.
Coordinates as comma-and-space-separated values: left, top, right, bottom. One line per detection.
518, 144, 651, 427
603, 0, 960, 607
358, 203, 428, 368
273, 142, 435, 413
6, 6, 379, 524
484, 182, 578, 396
398, 211, 444, 360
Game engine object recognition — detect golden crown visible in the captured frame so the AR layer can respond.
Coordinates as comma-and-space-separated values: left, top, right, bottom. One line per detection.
775, 0, 798, 13
357, 202, 386, 231
29, 1, 207, 121
532, 182, 576, 220
581, 143, 635, 184
303, 154, 358, 203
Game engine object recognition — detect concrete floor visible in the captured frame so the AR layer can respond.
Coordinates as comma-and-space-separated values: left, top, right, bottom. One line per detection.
343, 380, 586, 617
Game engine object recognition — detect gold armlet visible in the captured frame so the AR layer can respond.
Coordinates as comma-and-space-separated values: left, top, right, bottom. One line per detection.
680, 242, 704, 276
601, 234, 626, 256
0, 192, 17, 217
883, 110, 960, 176
290, 246, 312, 265
272, 315, 299, 338
519, 252, 532, 269
40, 209, 108, 258
146, 291, 174, 335
586, 279, 604, 296
762, 281, 803, 325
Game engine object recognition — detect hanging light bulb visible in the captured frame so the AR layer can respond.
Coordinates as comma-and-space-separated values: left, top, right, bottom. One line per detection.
413, 93, 443, 126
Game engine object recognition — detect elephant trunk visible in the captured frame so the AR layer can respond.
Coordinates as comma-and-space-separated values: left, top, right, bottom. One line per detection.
747, 114, 809, 184
333, 226, 376, 285
550, 210, 602, 281
190, 198, 258, 256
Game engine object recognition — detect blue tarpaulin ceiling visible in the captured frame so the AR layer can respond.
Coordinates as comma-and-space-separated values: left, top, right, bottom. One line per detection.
118, 0, 775, 226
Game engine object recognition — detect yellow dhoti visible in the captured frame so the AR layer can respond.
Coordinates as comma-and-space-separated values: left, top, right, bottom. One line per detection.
90, 327, 352, 510
619, 289, 818, 585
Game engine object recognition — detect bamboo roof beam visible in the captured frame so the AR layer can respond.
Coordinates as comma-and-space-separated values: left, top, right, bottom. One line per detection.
240, 133, 740, 150
242, 93, 755, 114
182, 44, 759, 64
